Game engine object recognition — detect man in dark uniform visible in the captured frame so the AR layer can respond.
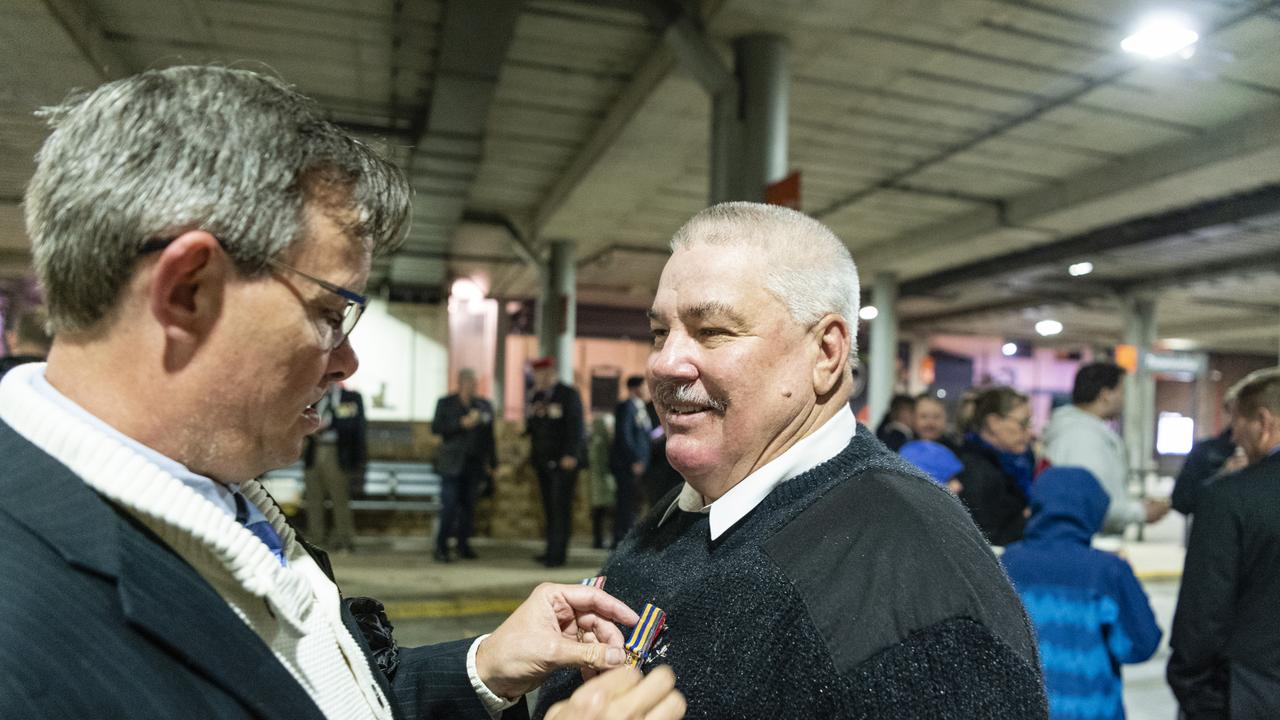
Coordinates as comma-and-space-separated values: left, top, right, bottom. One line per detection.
432, 368, 496, 562
526, 356, 584, 568
0, 307, 51, 378
303, 382, 367, 552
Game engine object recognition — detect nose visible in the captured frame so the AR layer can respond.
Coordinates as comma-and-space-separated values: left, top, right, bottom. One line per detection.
648, 329, 699, 385
328, 336, 359, 382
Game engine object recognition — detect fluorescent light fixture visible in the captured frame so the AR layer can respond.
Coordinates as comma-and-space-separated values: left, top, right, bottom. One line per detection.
1035, 319, 1064, 337
1121, 14, 1199, 59
1001, 342, 1018, 357
1068, 261, 1094, 277
859, 305, 879, 321
1162, 337, 1197, 351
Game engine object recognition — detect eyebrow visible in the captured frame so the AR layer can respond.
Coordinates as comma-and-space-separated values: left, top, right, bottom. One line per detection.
649, 300, 750, 327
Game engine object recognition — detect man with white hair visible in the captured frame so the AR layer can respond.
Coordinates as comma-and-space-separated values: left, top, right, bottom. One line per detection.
0, 65, 684, 720
536, 202, 1047, 718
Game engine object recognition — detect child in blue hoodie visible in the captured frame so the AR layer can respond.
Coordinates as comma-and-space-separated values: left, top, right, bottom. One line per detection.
1001, 466, 1161, 720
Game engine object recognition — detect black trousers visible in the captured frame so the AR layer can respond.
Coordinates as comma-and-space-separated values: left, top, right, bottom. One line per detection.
437, 458, 481, 553
535, 462, 576, 563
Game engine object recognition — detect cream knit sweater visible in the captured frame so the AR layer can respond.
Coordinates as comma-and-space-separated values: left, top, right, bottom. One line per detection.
0, 365, 392, 720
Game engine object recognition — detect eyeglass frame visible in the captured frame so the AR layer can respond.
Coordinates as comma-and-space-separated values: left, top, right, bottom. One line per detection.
137, 236, 368, 349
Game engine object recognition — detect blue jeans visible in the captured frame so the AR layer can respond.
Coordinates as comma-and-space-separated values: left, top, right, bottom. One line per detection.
437, 459, 480, 553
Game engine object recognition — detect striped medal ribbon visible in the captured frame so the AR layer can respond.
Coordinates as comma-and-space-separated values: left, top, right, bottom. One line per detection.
580, 575, 607, 589
624, 602, 667, 668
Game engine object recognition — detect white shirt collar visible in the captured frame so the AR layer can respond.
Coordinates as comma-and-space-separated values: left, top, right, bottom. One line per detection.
16, 362, 239, 518
659, 404, 856, 540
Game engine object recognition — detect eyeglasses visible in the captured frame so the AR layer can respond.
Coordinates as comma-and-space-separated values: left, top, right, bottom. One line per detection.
139, 237, 368, 350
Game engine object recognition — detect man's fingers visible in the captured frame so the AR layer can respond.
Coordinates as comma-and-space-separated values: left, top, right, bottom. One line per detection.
611, 666, 679, 718
545, 583, 640, 626
575, 612, 626, 647
644, 686, 688, 720
551, 667, 644, 720
563, 639, 627, 671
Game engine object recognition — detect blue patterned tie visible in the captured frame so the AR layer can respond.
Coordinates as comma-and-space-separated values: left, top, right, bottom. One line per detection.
234, 491, 287, 566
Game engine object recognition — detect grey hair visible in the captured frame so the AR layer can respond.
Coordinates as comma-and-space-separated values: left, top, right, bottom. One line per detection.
24, 65, 410, 333
670, 202, 860, 356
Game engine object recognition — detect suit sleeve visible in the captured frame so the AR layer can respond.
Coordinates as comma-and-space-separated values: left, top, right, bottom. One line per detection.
389, 640, 500, 720
1105, 559, 1161, 664
1167, 484, 1239, 717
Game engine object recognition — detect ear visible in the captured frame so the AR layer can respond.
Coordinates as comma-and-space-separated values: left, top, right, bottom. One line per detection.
810, 313, 851, 396
147, 231, 227, 346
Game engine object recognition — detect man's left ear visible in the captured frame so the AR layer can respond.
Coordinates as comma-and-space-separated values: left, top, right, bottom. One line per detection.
149, 231, 228, 348
811, 314, 851, 396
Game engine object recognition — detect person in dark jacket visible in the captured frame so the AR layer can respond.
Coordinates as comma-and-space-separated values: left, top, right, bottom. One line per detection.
874, 393, 915, 451
610, 375, 652, 545
0, 306, 51, 378
957, 385, 1033, 546
431, 368, 496, 562
1168, 367, 1280, 720
526, 356, 585, 567
1003, 467, 1161, 720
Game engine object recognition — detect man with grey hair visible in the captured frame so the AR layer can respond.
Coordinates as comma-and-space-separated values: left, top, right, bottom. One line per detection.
537, 202, 1047, 718
1169, 367, 1280, 719
0, 65, 683, 720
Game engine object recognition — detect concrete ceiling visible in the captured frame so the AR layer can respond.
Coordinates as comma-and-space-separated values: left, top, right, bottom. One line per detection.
2, 0, 1279, 354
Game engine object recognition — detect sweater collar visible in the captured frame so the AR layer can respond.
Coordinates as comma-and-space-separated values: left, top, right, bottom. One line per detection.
0, 362, 312, 631
659, 404, 857, 540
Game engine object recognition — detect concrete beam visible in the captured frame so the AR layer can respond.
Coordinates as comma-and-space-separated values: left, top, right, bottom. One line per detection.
856, 104, 1280, 275
897, 183, 1280, 296
532, 0, 729, 235
40, 0, 132, 80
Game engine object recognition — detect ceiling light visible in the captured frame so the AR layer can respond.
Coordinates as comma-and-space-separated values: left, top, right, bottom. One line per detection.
1162, 338, 1197, 351
858, 305, 879, 321
1002, 342, 1018, 357
450, 277, 485, 302
936, 388, 947, 399
1068, 261, 1094, 277
1121, 14, 1199, 59
1035, 319, 1064, 337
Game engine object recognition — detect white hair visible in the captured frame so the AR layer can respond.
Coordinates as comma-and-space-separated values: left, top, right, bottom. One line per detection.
669, 202, 860, 357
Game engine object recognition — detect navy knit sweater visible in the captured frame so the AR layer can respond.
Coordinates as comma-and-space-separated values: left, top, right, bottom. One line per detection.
536, 425, 1048, 719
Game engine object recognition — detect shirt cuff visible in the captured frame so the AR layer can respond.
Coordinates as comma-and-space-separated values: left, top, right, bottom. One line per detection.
467, 634, 518, 718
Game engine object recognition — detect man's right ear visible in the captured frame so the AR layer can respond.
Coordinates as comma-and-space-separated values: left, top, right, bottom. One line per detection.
147, 231, 227, 346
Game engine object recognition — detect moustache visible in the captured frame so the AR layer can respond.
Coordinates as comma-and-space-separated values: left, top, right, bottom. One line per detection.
651, 381, 728, 413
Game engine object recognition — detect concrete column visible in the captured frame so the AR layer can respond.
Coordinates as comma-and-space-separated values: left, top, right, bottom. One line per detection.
868, 273, 899, 427
537, 241, 576, 384
735, 34, 789, 201
493, 301, 510, 413
709, 91, 742, 204
1122, 296, 1158, 494
907, 337, 931, 395
708, 34, 788, 203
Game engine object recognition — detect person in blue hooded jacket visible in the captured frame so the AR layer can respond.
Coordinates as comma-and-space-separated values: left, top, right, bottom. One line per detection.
1001, 466, 1162, 720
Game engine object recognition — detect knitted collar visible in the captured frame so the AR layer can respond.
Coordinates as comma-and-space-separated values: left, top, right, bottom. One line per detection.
0, 363, 313, 632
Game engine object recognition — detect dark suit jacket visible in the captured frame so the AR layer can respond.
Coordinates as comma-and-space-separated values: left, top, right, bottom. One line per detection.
610, 398, 651, 474
1168, 450, 1280, 720
304, 388, 368, 471
0, 420, 493, 720
432, 394, 497, 477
